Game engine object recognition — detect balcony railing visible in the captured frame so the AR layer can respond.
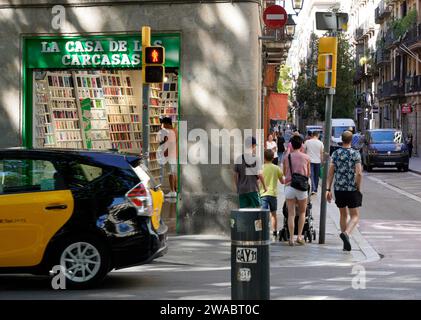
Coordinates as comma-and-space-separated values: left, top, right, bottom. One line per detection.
375, 48, 390, 65
375, 0, 392, 24
355, 27, 364, 41
379, 80, 405, 99
353, 65, 364, 83
403, 24, 421, 47
363, 20, 375, 36
384, 28, 397, 48
405, 75, 421, 93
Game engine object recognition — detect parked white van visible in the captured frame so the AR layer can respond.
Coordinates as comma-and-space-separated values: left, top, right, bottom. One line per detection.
330, 118, 356, 153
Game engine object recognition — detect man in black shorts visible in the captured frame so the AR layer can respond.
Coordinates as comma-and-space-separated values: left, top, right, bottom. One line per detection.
326, 131, 363, 251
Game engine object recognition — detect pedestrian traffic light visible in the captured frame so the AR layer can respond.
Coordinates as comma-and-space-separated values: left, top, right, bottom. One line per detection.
144, 46, 165, 64
317, 37, 338, 88
142, 46, 165, 83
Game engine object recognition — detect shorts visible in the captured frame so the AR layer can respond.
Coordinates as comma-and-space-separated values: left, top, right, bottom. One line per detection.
168, 163, 177, 175
261, 196, 277, 212
239, 192, 261, 208
334, 190, 363, 209
284, 185, 308, 201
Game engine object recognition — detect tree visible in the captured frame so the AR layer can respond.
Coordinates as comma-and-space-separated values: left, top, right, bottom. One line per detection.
294, 32, 356, 122
333, 32, 357, 118
277, 64, 293, 96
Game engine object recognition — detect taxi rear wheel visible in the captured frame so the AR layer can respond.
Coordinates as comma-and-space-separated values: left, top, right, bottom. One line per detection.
52, 234, 110, 289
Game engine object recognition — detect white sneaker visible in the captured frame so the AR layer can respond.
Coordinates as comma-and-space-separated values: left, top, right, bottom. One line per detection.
170, 191, 177, 198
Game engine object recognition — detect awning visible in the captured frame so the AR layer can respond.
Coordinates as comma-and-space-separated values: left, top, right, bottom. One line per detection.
268, 93, 288, 120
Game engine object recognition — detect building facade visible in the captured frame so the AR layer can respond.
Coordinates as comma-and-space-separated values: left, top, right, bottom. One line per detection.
0, 0, 269, 234
349, 0, 381, 132
351, 0, 421, 155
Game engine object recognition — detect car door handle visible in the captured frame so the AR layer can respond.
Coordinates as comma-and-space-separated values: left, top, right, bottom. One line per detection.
45, 204, 68, 210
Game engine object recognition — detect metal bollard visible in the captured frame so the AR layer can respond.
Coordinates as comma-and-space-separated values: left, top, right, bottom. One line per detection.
231, 208, 270, 300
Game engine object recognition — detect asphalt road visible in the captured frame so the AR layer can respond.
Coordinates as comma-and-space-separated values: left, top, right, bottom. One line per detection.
1, 169, 421, 300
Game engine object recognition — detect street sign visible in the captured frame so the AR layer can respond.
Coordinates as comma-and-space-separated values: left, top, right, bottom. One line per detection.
263, 5, 287, 29
316, 12, 349, 31
401, 104, 413, 113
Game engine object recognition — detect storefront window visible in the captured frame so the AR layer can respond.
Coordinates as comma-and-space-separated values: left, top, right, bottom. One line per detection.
26, 34, 180, 184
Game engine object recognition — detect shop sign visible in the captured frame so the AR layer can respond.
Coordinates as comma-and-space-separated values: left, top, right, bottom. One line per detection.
25, 34, 180, 69
401, 104, 413, 114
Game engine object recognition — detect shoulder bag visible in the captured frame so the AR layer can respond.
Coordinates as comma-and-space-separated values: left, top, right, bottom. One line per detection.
288, 153, 309, 192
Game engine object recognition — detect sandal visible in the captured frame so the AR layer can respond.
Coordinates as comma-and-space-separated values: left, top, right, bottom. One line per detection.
288, 240, 295, 246
296, 238, 305, 246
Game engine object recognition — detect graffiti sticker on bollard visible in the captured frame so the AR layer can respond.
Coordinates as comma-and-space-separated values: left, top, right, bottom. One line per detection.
236, 247, 257, 263
238, 268, 252, 282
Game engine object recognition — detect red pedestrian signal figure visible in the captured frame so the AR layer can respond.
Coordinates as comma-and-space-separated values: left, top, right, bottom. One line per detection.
152, 49, 159, 63
144, 46, 164, 64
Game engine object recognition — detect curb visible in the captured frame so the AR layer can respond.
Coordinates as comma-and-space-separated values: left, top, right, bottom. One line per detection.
326, 201, 381, 264
409, 168, 421, 175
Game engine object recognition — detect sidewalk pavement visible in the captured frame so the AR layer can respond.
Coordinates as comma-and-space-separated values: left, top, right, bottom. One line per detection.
409, 156, 421, 175
156, 188, 380, 272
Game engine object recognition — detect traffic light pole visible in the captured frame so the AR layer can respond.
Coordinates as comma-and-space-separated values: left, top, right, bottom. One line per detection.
319, 87, 335, 244
142, 84, 150, 167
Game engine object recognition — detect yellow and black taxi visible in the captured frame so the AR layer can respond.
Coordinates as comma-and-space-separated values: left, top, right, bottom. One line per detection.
0, 148, 167, 288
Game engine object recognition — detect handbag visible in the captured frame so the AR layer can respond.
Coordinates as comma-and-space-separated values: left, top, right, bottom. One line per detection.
288, 154, 309, 192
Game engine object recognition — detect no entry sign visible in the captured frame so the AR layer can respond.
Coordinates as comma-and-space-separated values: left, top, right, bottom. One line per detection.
263, 5, 287, 29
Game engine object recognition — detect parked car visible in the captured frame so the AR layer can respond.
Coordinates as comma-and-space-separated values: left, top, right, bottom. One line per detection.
0, 148, 167, 288
361, 129, 409, 172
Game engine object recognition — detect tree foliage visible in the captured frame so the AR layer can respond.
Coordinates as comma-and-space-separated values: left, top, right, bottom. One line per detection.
277, 64, 293, 96
294, 32, 356, 122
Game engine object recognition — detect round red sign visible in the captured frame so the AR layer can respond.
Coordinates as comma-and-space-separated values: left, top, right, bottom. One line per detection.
263, 5, 288, 29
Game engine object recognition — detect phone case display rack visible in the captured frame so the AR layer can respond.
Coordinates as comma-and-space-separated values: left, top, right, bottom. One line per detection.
34, 70, 141, 153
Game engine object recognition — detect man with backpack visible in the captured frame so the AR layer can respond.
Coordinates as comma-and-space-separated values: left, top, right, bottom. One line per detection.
234, 136, 267, 208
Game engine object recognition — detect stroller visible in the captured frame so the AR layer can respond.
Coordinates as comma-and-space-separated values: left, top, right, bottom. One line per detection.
278, 188, 317, 243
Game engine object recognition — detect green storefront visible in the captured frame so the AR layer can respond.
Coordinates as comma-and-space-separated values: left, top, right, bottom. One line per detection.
22, 33, 181, 231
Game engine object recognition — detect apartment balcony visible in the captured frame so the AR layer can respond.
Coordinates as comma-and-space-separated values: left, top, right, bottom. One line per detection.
262, 27, 290, 65
405, 75, 421, 94
403, 24, 421, 48
375, 0, 392, 24
384, 28, 397, 49
355, 27, 364, 42
375, 48, 390, 66
379, 80, 405, 99
353, 65, 364, 84
363, 20, 376, 37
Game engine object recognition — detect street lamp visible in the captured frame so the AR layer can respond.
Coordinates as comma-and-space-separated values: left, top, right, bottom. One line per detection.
285, 14, 296, 38
292, 0, 304, 15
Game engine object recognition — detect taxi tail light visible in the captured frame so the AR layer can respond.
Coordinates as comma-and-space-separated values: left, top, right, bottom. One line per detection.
126, 183, 153, 217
